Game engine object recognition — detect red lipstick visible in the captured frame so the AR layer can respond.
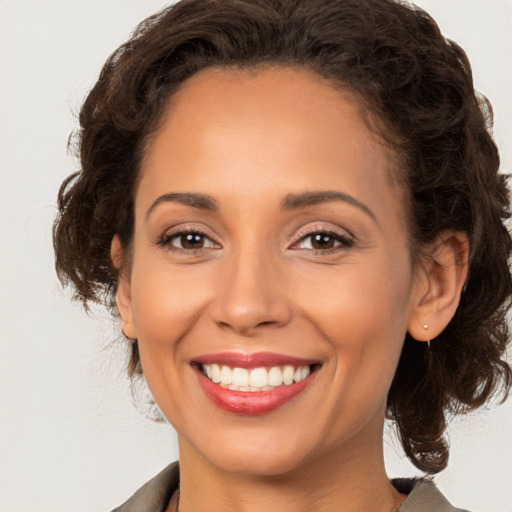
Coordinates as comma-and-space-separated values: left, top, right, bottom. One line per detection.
192, 352, 319, 415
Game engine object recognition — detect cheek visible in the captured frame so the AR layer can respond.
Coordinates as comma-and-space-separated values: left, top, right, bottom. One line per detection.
128, 262, 212, 419
129, 260, 211, 358
301, 256, 411, 330
295, 255, 413, 373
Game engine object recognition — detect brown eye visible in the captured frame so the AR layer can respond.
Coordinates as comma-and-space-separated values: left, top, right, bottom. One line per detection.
160, 230, 218, 251
177, 233, 207, 249
309, 233, 337, 250
295, 230, 354, 252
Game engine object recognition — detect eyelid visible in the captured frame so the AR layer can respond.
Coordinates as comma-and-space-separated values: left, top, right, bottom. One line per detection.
290, 224, 355, 251
156, 222, 354, 254
157, 223, 221, 252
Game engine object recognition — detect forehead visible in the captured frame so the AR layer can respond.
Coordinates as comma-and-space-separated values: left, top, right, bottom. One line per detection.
138, 66, 405, 227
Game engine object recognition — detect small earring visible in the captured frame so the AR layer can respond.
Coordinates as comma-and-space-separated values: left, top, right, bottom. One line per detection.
422, 324, 431, 348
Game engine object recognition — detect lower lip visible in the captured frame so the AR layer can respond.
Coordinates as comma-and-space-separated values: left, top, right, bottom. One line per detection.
195, 367, 316, 415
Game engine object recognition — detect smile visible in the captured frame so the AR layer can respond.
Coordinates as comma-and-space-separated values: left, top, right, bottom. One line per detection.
193, 353, 320, 414
201, 363, 312, 391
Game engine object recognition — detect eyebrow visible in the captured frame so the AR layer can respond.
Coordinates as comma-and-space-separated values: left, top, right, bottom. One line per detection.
146, 190, 375, 221
280, 191, 376, 220
146, 192, 219, 218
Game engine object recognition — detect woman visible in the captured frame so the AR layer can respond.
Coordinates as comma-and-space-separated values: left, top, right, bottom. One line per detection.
53, 0, 511, 510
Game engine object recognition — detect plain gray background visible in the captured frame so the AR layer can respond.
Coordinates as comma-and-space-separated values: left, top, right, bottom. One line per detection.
1, 1, 511, 510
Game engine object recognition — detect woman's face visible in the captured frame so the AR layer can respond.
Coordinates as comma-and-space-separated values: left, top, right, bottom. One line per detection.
118, 66, 426, 475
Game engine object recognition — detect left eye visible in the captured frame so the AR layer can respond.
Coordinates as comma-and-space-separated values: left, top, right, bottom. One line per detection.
295, 232, 353, 251
162, 231, 217, 250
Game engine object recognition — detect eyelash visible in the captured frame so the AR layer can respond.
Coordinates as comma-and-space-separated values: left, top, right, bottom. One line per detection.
291, 226, 355, 254
157, 227, 217, 254
157, 226, 355, 255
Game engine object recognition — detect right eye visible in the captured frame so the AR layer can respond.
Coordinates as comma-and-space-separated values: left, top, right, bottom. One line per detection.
158, 230, 219, 252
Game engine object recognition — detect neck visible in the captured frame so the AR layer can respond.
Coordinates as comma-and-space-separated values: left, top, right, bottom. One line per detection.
176, 422, 405, 512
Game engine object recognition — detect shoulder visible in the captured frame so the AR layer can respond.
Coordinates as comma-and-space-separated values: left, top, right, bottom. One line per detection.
393, 478, 472, 512
110, 461, 179, 512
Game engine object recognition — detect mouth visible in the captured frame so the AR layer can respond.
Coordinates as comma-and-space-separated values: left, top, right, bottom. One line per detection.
192, 353, 321, 415
200, 362, 314, 391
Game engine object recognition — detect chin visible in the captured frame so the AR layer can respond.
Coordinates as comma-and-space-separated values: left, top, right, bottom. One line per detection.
209, 449, 310, 477
192, 425, 322, 477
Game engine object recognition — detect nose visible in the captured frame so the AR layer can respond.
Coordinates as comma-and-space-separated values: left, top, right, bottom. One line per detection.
210, 249, 293, 336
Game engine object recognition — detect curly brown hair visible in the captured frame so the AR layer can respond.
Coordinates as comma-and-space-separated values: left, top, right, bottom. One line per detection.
53, 0, 512, 473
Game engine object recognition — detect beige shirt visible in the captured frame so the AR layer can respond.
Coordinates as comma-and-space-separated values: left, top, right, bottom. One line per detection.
111, 462, 471, 512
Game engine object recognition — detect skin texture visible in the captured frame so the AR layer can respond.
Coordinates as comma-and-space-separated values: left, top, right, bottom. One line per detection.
114, 67, 468, 512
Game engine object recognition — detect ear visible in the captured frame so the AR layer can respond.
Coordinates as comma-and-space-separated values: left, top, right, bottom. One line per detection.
111, 235, 137, 340
408, 231, 469, 342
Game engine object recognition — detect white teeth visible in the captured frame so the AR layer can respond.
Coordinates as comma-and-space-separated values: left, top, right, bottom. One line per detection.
211, 364, 221, 383
220, 365, 232, 385
268, 367, 283, 386
232, 367, 249, 387
249, 367, 267, 388
201, 363, 313, 391
283, 365, 294, 385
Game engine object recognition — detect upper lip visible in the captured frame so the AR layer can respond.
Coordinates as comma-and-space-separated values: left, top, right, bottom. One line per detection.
192, 352, 319, 369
